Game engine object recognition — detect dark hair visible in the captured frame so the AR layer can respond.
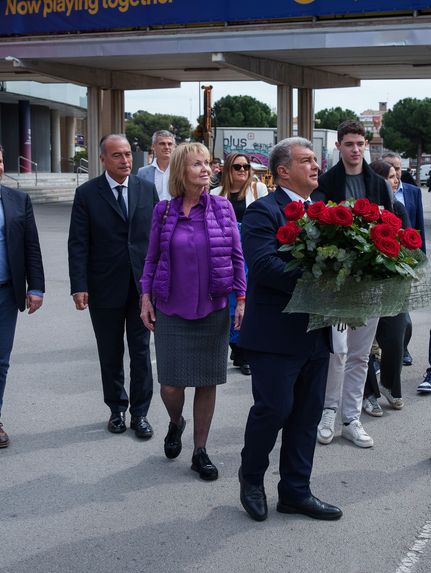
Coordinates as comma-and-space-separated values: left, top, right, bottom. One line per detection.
210, 157, 221, 165
0, 144, 4, 154
369, 160, 393, 179
337, 120, 365, 142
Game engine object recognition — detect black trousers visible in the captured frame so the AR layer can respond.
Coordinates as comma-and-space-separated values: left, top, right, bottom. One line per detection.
89, 279, 153, 417
365, 312, 408, 399
241, 335, 329, 501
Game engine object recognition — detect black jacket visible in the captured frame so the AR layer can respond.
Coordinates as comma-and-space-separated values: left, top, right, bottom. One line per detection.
68, 173, 158, 308
312, 159, 393, 211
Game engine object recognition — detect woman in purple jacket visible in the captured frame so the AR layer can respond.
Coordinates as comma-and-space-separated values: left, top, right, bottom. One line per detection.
140, 142, 246, 481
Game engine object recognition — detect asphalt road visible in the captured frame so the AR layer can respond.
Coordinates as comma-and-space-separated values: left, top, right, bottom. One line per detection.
1, 197, 431, 573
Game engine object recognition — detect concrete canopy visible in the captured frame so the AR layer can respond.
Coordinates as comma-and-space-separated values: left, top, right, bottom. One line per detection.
1, 14, 431, 175
1, 16, 431, 86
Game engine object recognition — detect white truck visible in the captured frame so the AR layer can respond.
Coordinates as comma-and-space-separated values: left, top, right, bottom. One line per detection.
213, 127, 338, 172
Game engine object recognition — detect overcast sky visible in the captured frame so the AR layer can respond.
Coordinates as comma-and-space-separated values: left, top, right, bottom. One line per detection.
125, 79, 431, 125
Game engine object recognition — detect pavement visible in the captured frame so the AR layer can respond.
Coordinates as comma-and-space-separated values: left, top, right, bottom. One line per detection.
1, 197, 431, 573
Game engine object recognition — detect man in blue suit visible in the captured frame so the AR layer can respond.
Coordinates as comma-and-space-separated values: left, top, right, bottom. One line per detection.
238, 137, 342, 522
0, 145, 45, 448
136, 130, 175, 200
383, 152, 426, 367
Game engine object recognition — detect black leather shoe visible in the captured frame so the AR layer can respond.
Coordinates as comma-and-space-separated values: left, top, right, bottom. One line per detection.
107, 412, 126, 434
130, 416, 153, 439
191, 448, 218, 481
403, 350, 413, 366
164, 417, 186, 459
240, 363, 251, 376
277, 494, 342, 520
238, 467, 267, 521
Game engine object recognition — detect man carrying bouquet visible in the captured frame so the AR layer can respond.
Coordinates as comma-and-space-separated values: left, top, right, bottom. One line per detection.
238, 137, 342, 522
313, 120, 393, 448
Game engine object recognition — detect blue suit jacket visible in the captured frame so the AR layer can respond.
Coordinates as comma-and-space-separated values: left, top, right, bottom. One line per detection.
238, 187, 331, 356
0, 185, 45, 311
400, 183, 426, 253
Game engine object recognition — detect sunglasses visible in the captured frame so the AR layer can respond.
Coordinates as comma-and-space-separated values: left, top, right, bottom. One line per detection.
232, 163, 251, 172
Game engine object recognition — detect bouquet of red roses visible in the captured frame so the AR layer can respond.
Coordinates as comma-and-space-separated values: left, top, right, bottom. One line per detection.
276, 198, 428, 329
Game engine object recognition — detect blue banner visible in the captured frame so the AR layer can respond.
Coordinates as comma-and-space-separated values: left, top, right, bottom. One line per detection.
1, 1, 430, 36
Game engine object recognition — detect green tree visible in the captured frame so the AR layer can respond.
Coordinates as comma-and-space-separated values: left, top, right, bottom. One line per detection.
125, 110, 191, 151
213, 95, 276, 127
380, 98, 431, 185
314, 107, 358, 130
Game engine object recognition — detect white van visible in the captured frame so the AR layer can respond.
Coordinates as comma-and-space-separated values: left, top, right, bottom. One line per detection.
419, 164, 431, 183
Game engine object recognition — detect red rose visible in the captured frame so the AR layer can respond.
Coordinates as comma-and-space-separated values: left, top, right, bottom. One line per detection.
381, 209, 402, 231
370, 223, 398, 241
362, 203, 381, 222
307, 200, 326, 219
318, 206, 335, 224
398, 228, 423, 250
373, 237, 401, 258
352, 198, 371, 217
276, 221, 301, 244
332, 205, 353, 226
283, 201, 305, 221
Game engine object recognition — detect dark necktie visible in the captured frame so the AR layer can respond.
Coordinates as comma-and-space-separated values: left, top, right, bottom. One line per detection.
304, 200, 311, 211
115, 185, 128, 220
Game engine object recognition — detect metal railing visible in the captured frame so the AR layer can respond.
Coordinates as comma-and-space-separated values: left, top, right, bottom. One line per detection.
76, 157, 88, 185
2, 172, 20, 188
18, 156, 38, 186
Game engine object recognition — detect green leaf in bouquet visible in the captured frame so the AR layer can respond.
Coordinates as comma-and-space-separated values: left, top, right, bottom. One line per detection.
284, 259, 301, 273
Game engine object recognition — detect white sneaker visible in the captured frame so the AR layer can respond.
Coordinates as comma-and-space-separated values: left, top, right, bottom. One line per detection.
317, 408, 336, 445
341, 419, 374, 448
379, 385, 404, 410
362, 395, 383, 417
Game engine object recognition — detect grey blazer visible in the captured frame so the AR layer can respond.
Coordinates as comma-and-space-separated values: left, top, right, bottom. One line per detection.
136, 164, 156, 185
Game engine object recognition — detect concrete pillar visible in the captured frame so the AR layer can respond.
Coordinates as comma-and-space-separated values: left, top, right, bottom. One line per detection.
50, 109, 61, 173
277, 85, 293, 142
64, 116, 76, 173
101, 89, 125, 137
297, 88, 314, 142
18, 100, 31, 172
87, 86, 102, 178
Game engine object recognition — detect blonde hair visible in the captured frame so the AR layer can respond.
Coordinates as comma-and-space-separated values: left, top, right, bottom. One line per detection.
169, 142, 210, 198
219, 153, 253, 201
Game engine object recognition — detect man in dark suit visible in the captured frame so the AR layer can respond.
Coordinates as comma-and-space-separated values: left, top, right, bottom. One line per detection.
0, 144, 45, 448
68, 134, 158, 438
238, 137, 342, 522
383, 151, 426, 367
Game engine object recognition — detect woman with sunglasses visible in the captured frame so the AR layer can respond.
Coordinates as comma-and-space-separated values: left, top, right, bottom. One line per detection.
211, 153, 267, 375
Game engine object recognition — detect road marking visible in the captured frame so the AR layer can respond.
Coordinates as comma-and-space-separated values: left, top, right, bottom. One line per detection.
395, 521, 431, 573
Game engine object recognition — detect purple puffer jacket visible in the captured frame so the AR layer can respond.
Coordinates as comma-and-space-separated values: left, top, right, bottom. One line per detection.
141, 192, 245, 302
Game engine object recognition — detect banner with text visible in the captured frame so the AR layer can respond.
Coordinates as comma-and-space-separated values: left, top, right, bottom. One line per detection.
1, 1, 431, 36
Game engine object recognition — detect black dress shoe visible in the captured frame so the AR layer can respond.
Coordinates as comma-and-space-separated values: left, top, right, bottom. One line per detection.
238, 467, 267, 521
130, 416, 153, 439
239, 363, 251, 376
277, 494, 342, 520
191, 448, 218, 481
403, 350, 413, 366
107, 412, 126, 434
164, 417, 186, 459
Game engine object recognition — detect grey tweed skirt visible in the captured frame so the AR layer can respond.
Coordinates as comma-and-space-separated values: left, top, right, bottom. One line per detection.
154, 306, 230, 387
